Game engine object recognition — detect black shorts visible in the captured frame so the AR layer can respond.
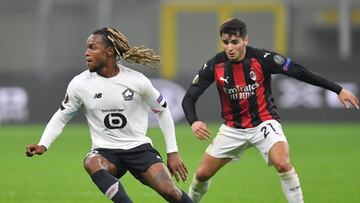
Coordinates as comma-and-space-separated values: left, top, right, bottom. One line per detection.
86, 144, 164, 180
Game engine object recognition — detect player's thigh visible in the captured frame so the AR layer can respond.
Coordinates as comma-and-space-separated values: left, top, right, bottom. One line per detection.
206, 124, 249, 162
252, 120, 288, 165
83, 150, 118, 176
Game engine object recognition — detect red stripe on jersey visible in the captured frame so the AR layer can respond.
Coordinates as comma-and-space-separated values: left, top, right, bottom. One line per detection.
214, 63, 235, 127
232, 63, 253, 128
250, 58, 273, 121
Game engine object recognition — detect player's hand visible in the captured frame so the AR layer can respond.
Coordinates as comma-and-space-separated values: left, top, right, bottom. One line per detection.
338, 88, 359, 109
25, 144, 47, 157
167, 152, 188, 183
191, 121, 212, 140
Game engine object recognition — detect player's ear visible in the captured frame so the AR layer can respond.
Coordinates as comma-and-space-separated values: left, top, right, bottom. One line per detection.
243, 35, 249, 46
107, 47, 115, 57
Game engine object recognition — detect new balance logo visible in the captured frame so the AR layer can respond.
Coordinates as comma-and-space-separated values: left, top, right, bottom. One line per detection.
94, 93, 102, 99
220, 76, 229, 84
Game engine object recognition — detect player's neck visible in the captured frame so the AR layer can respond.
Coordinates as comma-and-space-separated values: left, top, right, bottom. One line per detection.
97, 61, 119, 78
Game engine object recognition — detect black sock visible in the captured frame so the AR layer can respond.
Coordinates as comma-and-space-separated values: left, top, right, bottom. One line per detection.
91, 169, 132, 203
179, 190, 193, 203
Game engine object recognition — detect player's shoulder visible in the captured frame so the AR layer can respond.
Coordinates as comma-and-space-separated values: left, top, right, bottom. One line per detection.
201, 52, 226, 71
247, 46, 286, 64
247, 46, 268, 58
213, 51, 227, 64
120, 64, 149, 82
68, 70, 93, 89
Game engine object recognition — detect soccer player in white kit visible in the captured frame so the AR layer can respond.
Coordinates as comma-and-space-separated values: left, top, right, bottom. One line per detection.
25, 27, 193, 203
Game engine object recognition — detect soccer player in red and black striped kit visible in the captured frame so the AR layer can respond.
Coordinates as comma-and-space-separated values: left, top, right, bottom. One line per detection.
182, 18, 359, 203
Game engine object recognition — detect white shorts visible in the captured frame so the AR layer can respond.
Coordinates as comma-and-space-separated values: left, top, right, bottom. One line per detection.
206, 120, 287, 165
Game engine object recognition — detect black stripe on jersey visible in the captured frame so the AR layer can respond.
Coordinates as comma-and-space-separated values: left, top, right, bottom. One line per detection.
242, 59, 262, 127
251, 47, 280, 121
263, 74, 280, 121
224, 61, 242, 128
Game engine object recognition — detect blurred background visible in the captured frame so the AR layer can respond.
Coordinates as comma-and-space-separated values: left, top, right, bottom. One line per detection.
0, 0, 359, 124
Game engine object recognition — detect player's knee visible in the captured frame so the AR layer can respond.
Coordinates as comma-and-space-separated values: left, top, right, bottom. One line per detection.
159, 185, 182, 202
83, 154, 102, 175
274, 161, 292, 173
195, 170, 212, 182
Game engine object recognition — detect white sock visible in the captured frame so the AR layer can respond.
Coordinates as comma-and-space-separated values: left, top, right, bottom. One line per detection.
279, 167, 304, 203
188, 175, 211, 203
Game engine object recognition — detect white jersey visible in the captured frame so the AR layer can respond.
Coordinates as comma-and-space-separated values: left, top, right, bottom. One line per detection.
39, 64, 178, 152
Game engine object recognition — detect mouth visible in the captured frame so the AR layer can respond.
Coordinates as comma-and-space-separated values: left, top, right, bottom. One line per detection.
227, 52, 235, 58
86, 59, 92, 66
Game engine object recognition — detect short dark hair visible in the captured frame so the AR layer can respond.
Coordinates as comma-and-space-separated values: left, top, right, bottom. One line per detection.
219, 18, 247, 38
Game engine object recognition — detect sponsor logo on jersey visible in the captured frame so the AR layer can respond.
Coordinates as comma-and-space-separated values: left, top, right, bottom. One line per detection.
223, 83, 260, 100
93, 93, 102, 99
122, 88, 134, 101
101, 108, 124, 113
249, 70, 257, 81
273, 55, 285, 66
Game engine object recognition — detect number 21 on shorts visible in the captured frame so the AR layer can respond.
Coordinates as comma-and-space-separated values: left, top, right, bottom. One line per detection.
261, 123, 281, 138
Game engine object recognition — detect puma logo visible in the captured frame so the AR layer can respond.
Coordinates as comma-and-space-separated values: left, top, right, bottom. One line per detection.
220, 76, 229, 84
264, 52, 270, 58
202, 63, 208, 70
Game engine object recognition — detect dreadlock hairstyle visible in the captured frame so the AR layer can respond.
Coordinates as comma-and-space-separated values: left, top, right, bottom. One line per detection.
219, 18, 247, 38
92, 27, 160, 69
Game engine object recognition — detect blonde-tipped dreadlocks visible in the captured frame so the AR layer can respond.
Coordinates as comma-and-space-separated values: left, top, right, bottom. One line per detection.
96, 27, 160, 69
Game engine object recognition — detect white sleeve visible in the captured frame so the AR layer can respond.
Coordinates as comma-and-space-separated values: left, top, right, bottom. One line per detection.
38, 109, 73, 149
141, 76, 178, 153
38, 78, 82, 149
156, 107, 178, 153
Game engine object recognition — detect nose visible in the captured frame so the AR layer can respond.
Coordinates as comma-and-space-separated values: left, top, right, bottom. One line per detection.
228, 42, 236, 49
85, 49, 90, 57
226, 44, 234, 52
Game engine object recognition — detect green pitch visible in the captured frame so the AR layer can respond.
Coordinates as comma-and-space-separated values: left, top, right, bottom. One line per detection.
1, 123, 359, 203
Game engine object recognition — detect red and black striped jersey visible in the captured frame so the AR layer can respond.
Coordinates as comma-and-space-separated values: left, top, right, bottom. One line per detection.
182, 46, 342, 129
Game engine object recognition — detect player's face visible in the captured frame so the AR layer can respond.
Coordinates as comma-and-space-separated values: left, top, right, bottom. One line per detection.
221, 33, 248, 62
85, 34, 109, 72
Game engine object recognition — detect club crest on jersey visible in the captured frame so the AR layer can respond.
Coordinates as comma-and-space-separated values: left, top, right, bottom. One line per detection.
273, 55, 285, 65
122, 88, 134, 101
249, 70, 257, 81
